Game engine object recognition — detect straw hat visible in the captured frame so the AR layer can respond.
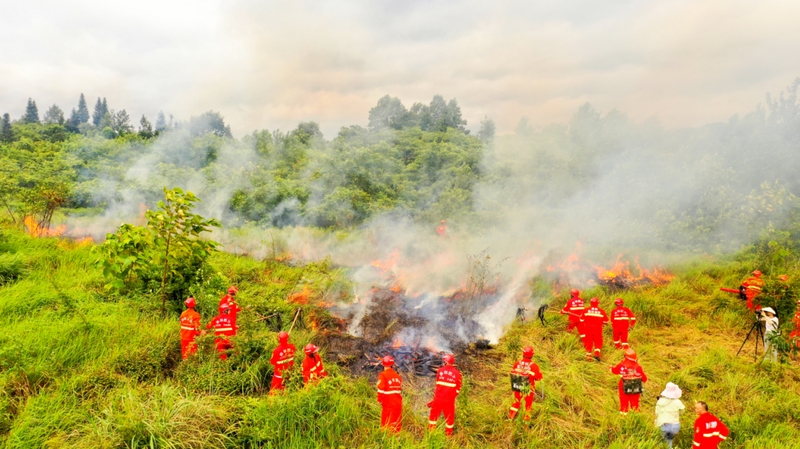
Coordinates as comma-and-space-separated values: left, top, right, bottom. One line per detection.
761, 307, 776, 315
660, 382, 682, 399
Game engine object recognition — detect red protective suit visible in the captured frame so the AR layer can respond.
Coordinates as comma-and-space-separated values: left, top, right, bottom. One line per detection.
219, 294, 242, 323
790, 310, 800, 349
580, 305, 609, 359
428, 365, 462, 436
692, 412, 729, 449
610, 358, 647, 413
206, 314, 236, 360
560, 296, 585, 338
269, 342, 296, 391
436, 224, 447, 236
611, 306, 636, 349
741, 276, 764, 310
302, 353, 328, 384
179, 308, 201, 360
508, 357, 543, 420
376, 368, 403, 432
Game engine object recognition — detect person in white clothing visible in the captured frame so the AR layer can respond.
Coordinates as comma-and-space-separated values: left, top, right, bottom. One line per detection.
654, 382, 685, 448
760, 307, 779, 362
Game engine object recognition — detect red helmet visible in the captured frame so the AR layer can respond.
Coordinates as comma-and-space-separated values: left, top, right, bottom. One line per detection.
570, 289, 580, 297
624, 348, 637, 360
184, 296, 196, 308
778, 274, 789, 282
614, 298, 623, 306
752, 270, 762, 277
381, 355, 395, 367
278, 331, 289, 344
228, 286, 238, 294
441, 219, 446, 223
220, 302, 231, 311
522, 346, 534, 359
442, 354, 455, 365
304, 344, 318, 355
590, 297, 599, 306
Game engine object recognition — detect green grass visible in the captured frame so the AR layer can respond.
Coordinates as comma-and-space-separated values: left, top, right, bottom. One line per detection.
1, 226, 799, 448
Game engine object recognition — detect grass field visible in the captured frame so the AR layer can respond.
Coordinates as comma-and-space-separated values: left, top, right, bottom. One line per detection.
1, 227, 799, 448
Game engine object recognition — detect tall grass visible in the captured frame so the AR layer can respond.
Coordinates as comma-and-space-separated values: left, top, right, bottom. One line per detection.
1, 227, 799, 448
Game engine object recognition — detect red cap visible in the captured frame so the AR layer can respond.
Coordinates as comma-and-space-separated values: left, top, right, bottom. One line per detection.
624, 348, 637, 360
228, 286, 238, 294
590, 297, 599, 306
382, 355, 395, 367
614, 298, 623, 306
304, 344, 318, 355
184, 297, 196, 308
442, 354, 455, 365
570, 289, 580, 297
278, 331, 289, 343
753, 270, 762, 277
522, 346, 534, 359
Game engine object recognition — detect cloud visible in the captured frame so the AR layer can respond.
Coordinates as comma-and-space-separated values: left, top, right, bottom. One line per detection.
1, 0, 799, 137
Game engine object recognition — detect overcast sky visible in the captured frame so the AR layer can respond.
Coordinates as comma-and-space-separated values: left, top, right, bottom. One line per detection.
2, 0, 799, 137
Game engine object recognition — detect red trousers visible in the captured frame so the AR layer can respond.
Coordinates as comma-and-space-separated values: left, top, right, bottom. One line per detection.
567, 320, 585, 338
380, 399, 402, 432
270, 371, 286, 391
745, 292, 757, 310
612, 326, 629, 348
215, 338, 232, 360
509, 390, 534, 420
618, 382, 641, 413
583, 329, 603, 356
181, 339, 197, 360
429, 399, 456, 436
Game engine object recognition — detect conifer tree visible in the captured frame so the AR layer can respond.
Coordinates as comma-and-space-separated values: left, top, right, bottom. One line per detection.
139, 115, 154, 138
92, 97, 109, 126
76, 93, 90, 124
0, 113, 12, 142
24, 98, 40, 124
155, 111, 167, 132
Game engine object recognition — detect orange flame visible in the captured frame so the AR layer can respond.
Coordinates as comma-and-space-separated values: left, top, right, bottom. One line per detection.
288, 285, 313, 304
24, 216, 65, 237
594, 254, 674, 286
546, 241, 585, 272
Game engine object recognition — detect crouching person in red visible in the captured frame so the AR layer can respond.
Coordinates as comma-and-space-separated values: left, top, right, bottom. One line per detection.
302, 344, 328, 385
376, 356, 402, 432
269, 331, 296, 393
610, 348, 647, 414
206, 303, 236, 360
508, 346, 543, 421
693, 401, 729, 448
428, 354, 462, 436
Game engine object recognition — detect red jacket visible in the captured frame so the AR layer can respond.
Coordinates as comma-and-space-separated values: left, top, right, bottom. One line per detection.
611, 306, 636, 329
611, 358, 647, 383
206, 314, 236, 337
693, 412, 729, 449
270, 343, 296, 375
302, 354, 328, 383
377, 368, 403, 405
433, 365, 462, 402
560, 297, 585, 322
511, 358, 542, 388
580, 306, 609, 331
742, 277, 764, 296
180, 308, 201, 341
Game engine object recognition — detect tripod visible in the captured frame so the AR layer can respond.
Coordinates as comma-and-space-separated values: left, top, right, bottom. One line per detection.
736, 318, 765, 362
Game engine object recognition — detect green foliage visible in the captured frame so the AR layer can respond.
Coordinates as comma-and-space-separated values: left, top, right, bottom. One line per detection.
98, 188, 220, 309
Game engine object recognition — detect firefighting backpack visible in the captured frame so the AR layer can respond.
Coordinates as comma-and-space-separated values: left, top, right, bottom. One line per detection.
622, 378, 643, 395
510, 374, 528, 393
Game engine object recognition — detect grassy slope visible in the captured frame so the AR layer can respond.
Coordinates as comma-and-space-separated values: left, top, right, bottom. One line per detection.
1, 228, 799, 449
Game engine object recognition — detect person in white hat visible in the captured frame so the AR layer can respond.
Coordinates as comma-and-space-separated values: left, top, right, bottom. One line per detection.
760, 307, 779, 362
654, 382, 685, 448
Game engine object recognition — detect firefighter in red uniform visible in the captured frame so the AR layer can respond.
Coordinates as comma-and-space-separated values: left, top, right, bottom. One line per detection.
436, 220, 448, 237
580, 297, 609, 361
610, 348, 648, 414
376, 355, 403, 432
219, 286, 242, 323
790, 299, 800, 349
428, 354, 462, 436
610, 298, 636, 349
692, 401, 729, 449
269, 331, 296, 392
741, 270, 765, 310
179, 297, 202, 360
301, 344, 328, 384
560, 289, 586, 339
508, 346, 543, 421
206, 304, 236, 360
